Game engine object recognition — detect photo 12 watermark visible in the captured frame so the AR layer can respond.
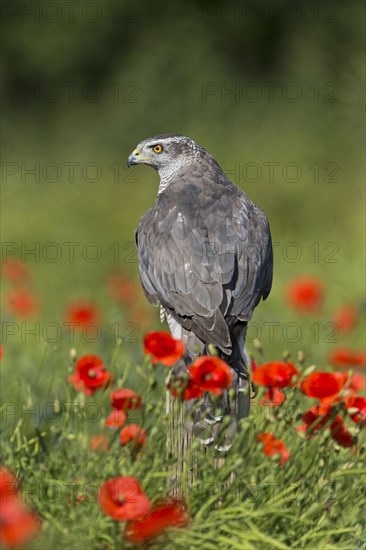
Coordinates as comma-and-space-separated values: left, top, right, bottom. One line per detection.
1, 240, 340, 265
201, 1, 340, 24
1, 81, 140, 105
1, 1, 141, 24
201, 81, 339, 104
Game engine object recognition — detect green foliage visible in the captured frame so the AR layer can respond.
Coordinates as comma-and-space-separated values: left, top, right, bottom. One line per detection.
1, 1, 365, 547
1, 348, 365, 549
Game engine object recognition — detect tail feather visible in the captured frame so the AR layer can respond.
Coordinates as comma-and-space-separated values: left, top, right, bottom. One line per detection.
192, 374, 250, 452
166, 317, 250, 453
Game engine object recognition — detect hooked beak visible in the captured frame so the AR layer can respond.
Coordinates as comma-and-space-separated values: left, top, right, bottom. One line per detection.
127, 148, 140, 168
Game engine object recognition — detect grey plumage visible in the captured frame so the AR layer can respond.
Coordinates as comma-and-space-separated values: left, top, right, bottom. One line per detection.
129, 134, 273, 450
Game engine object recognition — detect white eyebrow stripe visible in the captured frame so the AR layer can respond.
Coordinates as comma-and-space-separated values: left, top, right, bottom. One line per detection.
148, 137, 183, 145
141, 136, 191, 148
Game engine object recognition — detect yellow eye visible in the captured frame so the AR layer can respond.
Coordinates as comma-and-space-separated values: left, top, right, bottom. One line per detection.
153, 144, 163, 154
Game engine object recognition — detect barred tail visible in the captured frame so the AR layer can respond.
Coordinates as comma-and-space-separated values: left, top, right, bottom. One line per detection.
166, 319, 250, 454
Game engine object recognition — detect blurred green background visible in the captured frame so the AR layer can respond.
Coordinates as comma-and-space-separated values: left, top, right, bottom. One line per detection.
1, 0, 365, 373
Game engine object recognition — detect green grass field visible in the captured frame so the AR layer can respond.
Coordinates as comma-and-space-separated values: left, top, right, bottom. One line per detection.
1, 109, 365, 546
1, 1, 365, 547
1, 326, 365, 549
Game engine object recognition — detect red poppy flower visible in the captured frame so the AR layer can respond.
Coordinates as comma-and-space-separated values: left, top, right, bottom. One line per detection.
125, 500, 189, 544
98, 477, 150, 521
0, 467, 17, 502
110, 389, 142, 410
332, 305, 358, 333
0, 345, 3, 360
252, 361, 298, 388
257, 434, 289, 465
65, 301, 100, 327
351, 373, 366, 391
286, 276, 324, 313
329, 417, 354, 447
0, 467, 41, 548
257, 432, 276, 445
5, 288, 39, 318
105, 409, 127, 429
120, 425, 147, 448
346, 396, 366, 426
259, 387, 285, 406
167, 377, 203, 400
108, 274, 140, 306
143, 331, 184, 367
341, 372, 366, 395
1, 260, 30, 283
91, 434, 110, 451
319, 399, 339, 415
68, 355, 112, 395
0, 497, 40, 548
328, 348, 366, 368
264, 439, 290, 465
188, 356, 232, 395
301, 371, 345, 401
300, 405, 334, 433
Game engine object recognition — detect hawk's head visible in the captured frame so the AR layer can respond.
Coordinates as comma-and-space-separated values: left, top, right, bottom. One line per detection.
127, 134, 203, 172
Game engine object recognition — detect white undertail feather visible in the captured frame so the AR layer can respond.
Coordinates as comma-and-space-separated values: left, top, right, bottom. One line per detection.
167, 315, 184, 342
160, 305, 166, 323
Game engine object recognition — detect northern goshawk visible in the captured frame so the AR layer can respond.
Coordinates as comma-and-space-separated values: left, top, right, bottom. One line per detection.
128, 134, 273, 450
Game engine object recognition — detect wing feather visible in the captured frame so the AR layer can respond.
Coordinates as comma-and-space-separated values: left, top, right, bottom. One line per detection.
136, 165, 272, 353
